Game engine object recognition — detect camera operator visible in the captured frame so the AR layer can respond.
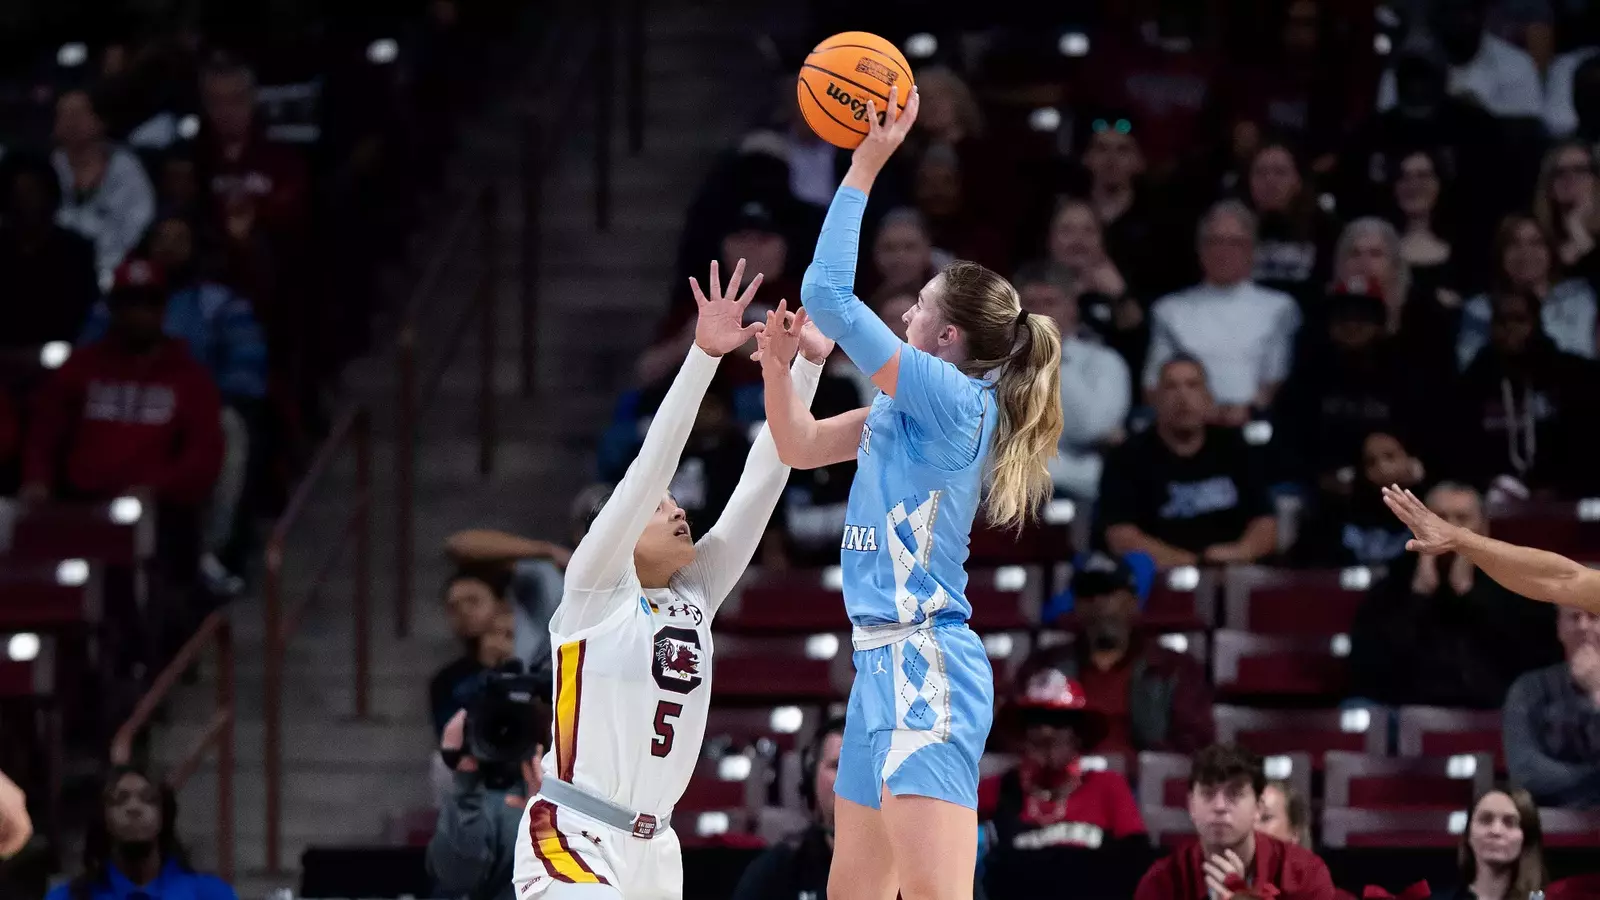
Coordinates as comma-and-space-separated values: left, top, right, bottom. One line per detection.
429, 665, 552, 900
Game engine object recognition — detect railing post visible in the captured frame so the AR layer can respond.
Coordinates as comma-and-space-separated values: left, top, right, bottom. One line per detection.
216, 620, 235, 882
479, 189, 498, 477
396, 328, 416, 638
353, 409, 372, 718
625, 0, 644, 154
263, 547, 282, 874
520, 113, 541, 396
595, 0, 614, 231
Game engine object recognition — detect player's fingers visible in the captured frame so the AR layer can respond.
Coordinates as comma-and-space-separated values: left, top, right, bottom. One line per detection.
736, 271, 764, 309
740, 321, 764, 339
773, 296, 788, 321
884, 85, 899, 126
864, 98, 879, 135
897, 86, 920, 135
793, 307, 810, 334
724, 258, 746, 304
708, 260, 723, 304
689, 277, 707, 308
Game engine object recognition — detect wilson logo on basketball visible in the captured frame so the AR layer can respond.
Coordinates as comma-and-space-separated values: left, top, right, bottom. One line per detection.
824, 82, 884, 124
854, 58, 898, 85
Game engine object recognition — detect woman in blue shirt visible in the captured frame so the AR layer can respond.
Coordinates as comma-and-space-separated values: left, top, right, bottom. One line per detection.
757, 85, 1064, 900
49, 766, 235, 900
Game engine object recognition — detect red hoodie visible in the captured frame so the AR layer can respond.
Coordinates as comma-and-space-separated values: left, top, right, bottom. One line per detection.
1134, 831, 1336, 900
25, 338, 223, 506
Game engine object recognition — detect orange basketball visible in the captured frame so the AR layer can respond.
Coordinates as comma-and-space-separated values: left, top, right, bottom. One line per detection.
797, 32, 915, 149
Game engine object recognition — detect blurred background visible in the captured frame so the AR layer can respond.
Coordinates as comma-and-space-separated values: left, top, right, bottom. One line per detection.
2, 0, 1600, 897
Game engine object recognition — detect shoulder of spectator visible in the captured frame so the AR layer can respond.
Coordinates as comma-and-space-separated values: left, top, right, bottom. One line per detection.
190, 873, 240, 900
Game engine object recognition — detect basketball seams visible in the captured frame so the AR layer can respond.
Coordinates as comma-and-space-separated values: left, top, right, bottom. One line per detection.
801, 63, 902, 108
798, 77, 868, 139
809, 43, 914, 87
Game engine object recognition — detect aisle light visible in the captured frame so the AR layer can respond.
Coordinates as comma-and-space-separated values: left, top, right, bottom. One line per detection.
58, 43, 88, 68
906, 33, 938, 60
1059, 33, 1090, 57
7, 633, 39, 663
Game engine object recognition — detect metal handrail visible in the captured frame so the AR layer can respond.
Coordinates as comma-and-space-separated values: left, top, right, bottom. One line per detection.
111, 610, 235, 881
262, 405, 372, 873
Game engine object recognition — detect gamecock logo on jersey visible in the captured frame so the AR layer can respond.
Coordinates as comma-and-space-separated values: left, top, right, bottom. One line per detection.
652, 626, 704, 694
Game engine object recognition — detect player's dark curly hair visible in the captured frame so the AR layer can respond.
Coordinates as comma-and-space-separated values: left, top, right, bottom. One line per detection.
70, 766, 191, 900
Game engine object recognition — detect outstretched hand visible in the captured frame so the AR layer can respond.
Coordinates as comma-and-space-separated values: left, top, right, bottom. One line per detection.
850, 84, 920, 179
691, 258, 765, 357
1382, 484, 1462, 556
752, 300, 833, 367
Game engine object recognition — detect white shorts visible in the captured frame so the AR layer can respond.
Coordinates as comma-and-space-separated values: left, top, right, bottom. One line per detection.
512, 797, 683, 900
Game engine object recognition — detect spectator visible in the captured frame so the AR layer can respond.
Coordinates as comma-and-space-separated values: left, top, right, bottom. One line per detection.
1349, 482, 1558, 709
1133, 743, 1335, 900
0, 153, 102, 347
865, 207, 944, 300
1044, 198, 1146, 373
1390, 148, 1460, 299
1014, 261, 1129, 502
913, 142, 1009, 273
1275, 281, 1435, 492
46, 766, 236, 900
79, 229, 268, 588
1455, 289, 1600, 496
1504, 606, 1600, 808
1143, 201, 1301, 419
1534, 141, 1600, 276
429, 566, 516, 738
196, 55, 309, 236
1295, 430, 1426, 567
909, 65, 986, 149
444, 528, 573, 683
1329, 217, 1459, 374
1430, 787, 1547, 900
23, 258, 224, 509
51, 88, 156, 283
429, 705, 548, 900
978, 668, 1145, 851
728, 719, 843, 900
1028, 553, 1214, 755
1244, 142, 1338, 303
1091, 12, 1218, 175
1256, 780, 1310, 849
1075, 118, 1167, 300
1376, 0, 1544, 119
1100, 357, 1277, 567
1458, 215, 1598, 367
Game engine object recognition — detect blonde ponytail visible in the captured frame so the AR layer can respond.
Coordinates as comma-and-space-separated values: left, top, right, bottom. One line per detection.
984, 314, 1063, 531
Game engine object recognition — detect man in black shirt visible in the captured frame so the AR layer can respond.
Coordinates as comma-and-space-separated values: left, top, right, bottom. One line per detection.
730, 719, 844, 900
1097, 356, 1277, 567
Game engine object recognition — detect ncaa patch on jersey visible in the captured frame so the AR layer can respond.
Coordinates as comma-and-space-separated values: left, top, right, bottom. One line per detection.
652, 626, 704, 694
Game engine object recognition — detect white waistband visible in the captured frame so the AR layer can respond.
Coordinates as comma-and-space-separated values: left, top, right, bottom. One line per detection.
852, 618, 935, 651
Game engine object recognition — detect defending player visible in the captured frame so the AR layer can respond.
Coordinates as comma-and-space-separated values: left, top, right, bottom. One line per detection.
756, 84, 1065, 900
511, 259, 832, 900
1382, 484, 1600, 611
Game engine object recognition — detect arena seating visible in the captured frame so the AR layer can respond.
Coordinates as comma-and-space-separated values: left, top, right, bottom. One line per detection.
1394, 706, 1506, 770
1211, 631, 1350, 698
1322, 751, 1493, 810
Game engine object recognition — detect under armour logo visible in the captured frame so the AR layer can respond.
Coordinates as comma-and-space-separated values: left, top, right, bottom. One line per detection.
581, 829, 601, 846
873, 658, 887, 675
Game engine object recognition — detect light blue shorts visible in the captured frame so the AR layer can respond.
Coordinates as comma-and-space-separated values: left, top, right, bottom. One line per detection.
834, 621, 994, 810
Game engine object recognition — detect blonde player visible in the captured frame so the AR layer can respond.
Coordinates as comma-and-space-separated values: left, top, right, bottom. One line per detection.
512, 259, 832, 900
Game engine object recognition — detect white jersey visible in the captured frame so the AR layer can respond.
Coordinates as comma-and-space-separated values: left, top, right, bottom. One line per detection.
540, 345, 823, 819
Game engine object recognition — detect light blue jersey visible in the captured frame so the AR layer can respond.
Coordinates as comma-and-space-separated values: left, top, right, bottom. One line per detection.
799, 184, 999, 809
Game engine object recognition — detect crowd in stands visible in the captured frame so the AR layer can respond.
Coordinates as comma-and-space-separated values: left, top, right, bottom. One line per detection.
411, 0, 1600, 897
0, 0, 516, 895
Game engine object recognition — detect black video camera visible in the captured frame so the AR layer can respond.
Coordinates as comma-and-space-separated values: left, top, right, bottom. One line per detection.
463, 661, 550, 790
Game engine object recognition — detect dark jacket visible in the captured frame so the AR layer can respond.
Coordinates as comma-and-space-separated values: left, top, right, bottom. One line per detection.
1025, 637, 1215, 754
427, 770, 529, 900
728, 824, 832, 900
1453, 335, 1600, 495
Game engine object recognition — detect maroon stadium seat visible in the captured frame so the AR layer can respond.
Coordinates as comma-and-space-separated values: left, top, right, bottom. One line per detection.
1212, 630, 1348, 697
0, 634, 54, 698
1213, 706, 1388, 764
1321, 808, 1463, 848
968, 513, 1073, 566
0, 560, 101, 632
1487, 498, 1600, 561
705, 706, 819, 755
722, 571, 843, 633
1142, 567, 1220, 630
1323, 752, 1492, 810
1081, 752, 1128, 778
713, 651, 843, 703
1395, 707, 1505, 769
1136, 750, 1311, 809
1536, 809, 1600, 848
1223, 567, 1368, 635
1, 498, 155, 566
1140, 805, 1197, 848
678, 761, 756, 811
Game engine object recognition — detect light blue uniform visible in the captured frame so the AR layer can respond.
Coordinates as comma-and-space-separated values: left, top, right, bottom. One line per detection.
800, 185, 997, 810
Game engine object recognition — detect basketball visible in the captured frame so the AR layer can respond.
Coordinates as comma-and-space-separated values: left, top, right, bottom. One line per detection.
797, 32, 915, 149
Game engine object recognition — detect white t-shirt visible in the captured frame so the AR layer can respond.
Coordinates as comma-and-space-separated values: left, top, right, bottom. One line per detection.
1143, 281, 1302, 406
1377, 32, 1544, 119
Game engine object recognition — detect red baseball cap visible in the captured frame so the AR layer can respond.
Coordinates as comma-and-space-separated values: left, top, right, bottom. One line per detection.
110, 258, 167, 300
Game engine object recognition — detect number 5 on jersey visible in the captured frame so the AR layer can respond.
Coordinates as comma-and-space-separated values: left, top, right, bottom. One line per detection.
651, 700, 684, 757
